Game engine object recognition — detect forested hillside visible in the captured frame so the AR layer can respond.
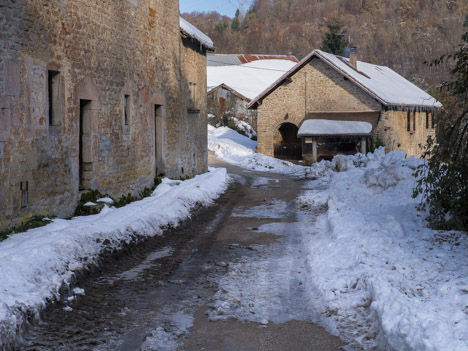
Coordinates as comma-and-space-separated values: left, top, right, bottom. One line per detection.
182, 0, 468, 88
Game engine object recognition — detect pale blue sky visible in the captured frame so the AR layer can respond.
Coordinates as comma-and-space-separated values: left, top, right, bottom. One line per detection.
179, 0, 254, 17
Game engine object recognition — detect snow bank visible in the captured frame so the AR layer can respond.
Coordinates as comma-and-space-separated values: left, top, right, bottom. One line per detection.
231, 117, 257, 139
0, 168, 229, 347
208, 125, 307, 176
305, 149, 468, 350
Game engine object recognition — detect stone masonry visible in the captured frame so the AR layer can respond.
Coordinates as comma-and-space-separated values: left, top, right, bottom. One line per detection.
178, 36, 210, 176
0, 0, 210, 231
207, 85, 257, 131
255, 57, 436, 159
256, 59, 381, 156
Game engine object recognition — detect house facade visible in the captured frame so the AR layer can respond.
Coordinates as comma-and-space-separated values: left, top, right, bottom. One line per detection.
207, 83, 257, 132
207, 55, 298, 134
0, 0, 213, 231
248, 49, 440, 163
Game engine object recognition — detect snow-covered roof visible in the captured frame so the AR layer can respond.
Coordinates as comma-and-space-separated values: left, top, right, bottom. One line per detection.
179, 17, 214, 51
298, 119, 373, 137
248, 49, 442, 110
207, 59, 297, 101
208, 83, 251, 102
207, 54, 298, 67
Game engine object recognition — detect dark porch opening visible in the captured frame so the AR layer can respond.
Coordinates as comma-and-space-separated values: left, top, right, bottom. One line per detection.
274, 123, 302, 160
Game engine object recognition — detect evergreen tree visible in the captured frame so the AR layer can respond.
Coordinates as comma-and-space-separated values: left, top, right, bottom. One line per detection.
321, 19, 349, 56
413, 16, 468, 232
231, 9, 240, 32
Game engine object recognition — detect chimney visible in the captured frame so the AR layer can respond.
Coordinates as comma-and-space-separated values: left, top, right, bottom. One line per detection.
349, 47, 357, 70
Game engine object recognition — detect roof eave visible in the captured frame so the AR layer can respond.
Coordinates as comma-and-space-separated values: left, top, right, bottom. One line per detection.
207, 83, 251, 102
297, 133, 373, 137
248, 49, 442, 111
247, 50, 319, 109
180, 30, 215, 51
384, 102, 443, 111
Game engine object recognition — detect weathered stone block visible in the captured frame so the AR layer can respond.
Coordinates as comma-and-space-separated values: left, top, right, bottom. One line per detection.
5, 59, 20, 97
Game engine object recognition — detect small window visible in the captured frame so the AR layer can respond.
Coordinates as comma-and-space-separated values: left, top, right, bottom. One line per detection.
20, 181, 28, 208
426, 112, 435, 129
124, 94, 130, 125
48, 70, 61, 126
407, 112, 416, 132
189, 82, 197, 105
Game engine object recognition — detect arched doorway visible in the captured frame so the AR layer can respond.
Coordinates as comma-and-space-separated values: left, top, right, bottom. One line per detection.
274, 123, 302, 160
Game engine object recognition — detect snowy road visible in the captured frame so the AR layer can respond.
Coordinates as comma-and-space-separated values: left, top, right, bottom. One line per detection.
20, 156, 343, 350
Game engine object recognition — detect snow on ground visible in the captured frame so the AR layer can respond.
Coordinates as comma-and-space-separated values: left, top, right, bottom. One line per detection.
207, 147, 468, 351
304, 149, 468, 350
208, 125, 307, 175
0, 168, 229, 346
230, 117, 257, 139
140, 310, 195, 351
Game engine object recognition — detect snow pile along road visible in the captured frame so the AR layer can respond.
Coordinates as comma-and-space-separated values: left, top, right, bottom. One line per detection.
0, 168, 229, 347
208, 125, 307, 175
304, 149, 468, 350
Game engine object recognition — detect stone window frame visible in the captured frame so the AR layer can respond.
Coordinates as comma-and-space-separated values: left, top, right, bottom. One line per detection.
426, 112, 434, 129
188, 82, 199, 113
152, 94, 166, 176
76, 78, 101, 191
46, 62, 64, 130
20, 181, 28, 208
407, 111, 416, 133
123, 94, 131, 126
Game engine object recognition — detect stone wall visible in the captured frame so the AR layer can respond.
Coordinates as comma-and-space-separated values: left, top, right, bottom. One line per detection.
375, 110, 436, 158
177, 37, 209, 177
207, 87, 257, 130
257, 58, 380, 156
0, 0, 208, 231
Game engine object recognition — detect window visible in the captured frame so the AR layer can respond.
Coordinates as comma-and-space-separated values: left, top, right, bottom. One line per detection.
124, 94, 130, 125
189, 82, 197, 105
407, 111, 416, 132
48, 70, 61, 126
426, 112, 435, 129
20, 181, 28, 208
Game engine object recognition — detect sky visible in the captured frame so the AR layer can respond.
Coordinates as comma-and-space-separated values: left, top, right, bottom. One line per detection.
179, 0, 254, 17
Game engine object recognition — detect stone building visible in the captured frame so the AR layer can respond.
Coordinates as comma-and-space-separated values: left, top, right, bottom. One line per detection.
207, 83, 258, 135
0, 0, 214, 231
207, 55, 298, 134
248, 49, 441, 163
